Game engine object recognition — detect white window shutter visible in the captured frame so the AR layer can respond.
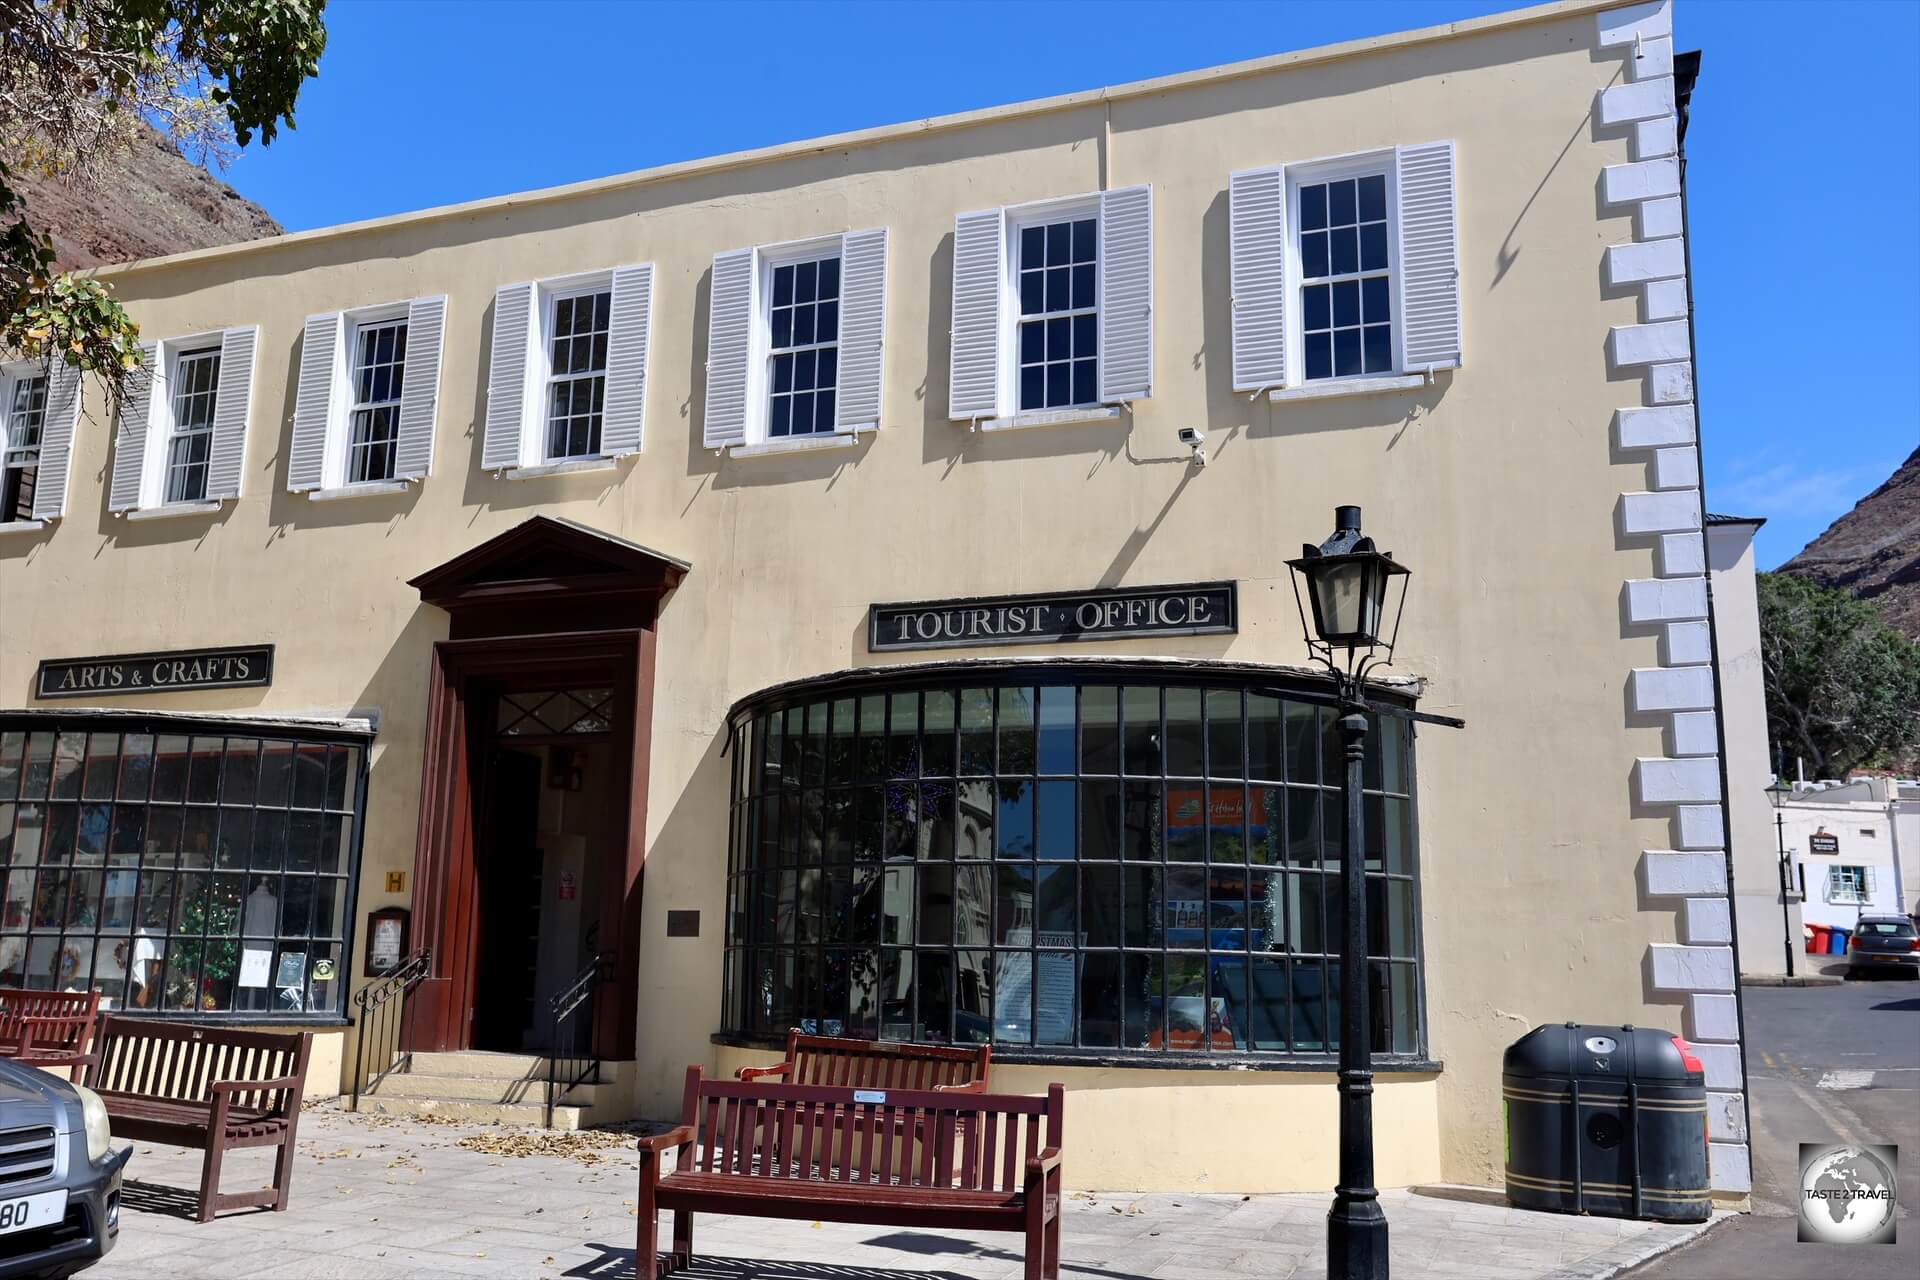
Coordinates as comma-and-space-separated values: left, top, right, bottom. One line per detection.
1395, 141, 1461, 371
1865, 867, 1878, 895
1229, 166, 1288, 391
29, 362, 81, 521
948, 208, 1004, 419
288, 312, 340, 491
1098, 184, 1153, 403
393, 295, 446, 479
836, 228, 887, 430
600, 266, 652, 457
704, 248, 754, 449
205, 325, 256, 501
484, 282, 534, 471
109, 343, 157, 511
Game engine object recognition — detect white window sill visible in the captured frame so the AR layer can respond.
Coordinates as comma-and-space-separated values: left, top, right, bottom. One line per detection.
501, 457, 618, 481
1268, 368, 1453, 404
978, 406, 1122, 433
126, 502, 221, 522
0, 519, 47, 535
729, 432, 863, 459
307, 481, 411, 502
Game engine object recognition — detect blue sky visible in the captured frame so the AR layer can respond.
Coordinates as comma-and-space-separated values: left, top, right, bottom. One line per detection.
225, 0, 1917, 569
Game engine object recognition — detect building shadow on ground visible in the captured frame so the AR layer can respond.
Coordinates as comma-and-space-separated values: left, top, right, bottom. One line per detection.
563, 1249, 961, 1280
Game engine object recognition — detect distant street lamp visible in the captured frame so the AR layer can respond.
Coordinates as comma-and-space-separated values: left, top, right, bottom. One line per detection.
1766, 779, 1797, 978
1287, 506, 1409, 1280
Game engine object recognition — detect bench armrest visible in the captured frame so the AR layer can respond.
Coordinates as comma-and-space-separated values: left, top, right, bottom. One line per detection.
1024, 1147, 1063, 1183
638, 1125, 695, 1158
735, 1062, 793, 1082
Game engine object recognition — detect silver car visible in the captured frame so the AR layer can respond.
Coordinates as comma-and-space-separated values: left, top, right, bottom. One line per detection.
0, 1058, 131, 1279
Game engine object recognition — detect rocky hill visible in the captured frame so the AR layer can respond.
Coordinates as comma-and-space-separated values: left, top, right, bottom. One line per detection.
11, 124, 281, 269
1780, 448, 1920, 640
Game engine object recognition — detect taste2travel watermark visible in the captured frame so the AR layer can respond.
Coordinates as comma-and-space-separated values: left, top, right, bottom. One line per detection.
1798, 1143, 1898, 1244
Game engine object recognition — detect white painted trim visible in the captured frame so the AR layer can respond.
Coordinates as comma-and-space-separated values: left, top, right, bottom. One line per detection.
729, 433, 860, 459
306, 480, 411, 501
501, 457, 618, 481
1000, 193, 1104, 419
125, 500, 221, 522
1268, 372, 1433, 403
1279, 148, 1403, 386
978, 406, 1121, 433
0, 519, 47, 534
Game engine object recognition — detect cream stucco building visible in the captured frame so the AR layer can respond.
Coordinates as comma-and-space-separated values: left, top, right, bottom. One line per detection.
0, 0, 1752, 1199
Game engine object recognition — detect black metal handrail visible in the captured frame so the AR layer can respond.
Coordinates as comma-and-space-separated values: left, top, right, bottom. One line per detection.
546, 950, 613, 1128
349, 949, 431, 1110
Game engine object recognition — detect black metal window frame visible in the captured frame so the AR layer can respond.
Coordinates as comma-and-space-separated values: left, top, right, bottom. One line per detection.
718, 663, 1430, 1070
0, 712, 370, 1027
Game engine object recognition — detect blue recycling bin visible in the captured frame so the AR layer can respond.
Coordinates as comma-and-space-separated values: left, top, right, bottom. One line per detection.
1831, 927, 1850, 956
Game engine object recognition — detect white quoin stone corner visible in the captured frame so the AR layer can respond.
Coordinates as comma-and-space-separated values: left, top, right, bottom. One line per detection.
1631, 35, 1676, 82
1676, 804, 1727, 850
1643, 850, 1728, 897
1664, 620, 1712, 666
1632, 664, 1715, 712
1603, 157, 1681, 206
1597, 76, 1676, 127
1620, 489, 1702, 535
1693, 1042, 1744, 1091
1650, 943, 1736, 993
1683, 896, 1734, 945
1687, 993, 1741, 1042
1610, 321, 1692, 369
1659, 531, 1706, 578
1653, 447, 1700, 490
1670, 709, 1720, 757
1627, 576, 1708, 623
1608, 237, 1686, 286
1598, 0, 1672, 49
1710, 1141, 1754, 1193
1706, 1091, 1749, 1142
1638, 195, 1684, 240
1633, 115, 1678, 160
1649, 362, 1695, 405
1617, 404, 1697, 449
1644, 278, 1689, 322
1636, 755, 1723, 805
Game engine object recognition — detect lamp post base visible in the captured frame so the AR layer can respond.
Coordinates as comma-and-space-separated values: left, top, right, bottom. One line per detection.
1328, 1190, 1390, 1280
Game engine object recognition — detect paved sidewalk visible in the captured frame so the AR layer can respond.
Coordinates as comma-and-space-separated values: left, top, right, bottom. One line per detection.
91, 1105, 1720, 1280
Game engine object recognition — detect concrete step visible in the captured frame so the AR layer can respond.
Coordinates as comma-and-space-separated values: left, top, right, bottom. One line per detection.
353, 1094, 589, 1131
368, 1071, 607, 1106
403, 1050, 600, 1083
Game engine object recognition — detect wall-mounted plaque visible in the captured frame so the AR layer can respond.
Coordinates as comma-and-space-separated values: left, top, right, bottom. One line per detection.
34, 644, 274, 699
869, 582, 1236, 652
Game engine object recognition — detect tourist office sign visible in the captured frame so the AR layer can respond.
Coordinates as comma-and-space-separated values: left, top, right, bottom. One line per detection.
869, 582, 1237, 652
34, 644, 275, 699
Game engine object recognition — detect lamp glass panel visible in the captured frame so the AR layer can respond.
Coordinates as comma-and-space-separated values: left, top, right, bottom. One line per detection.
1311, 561, 1370, 640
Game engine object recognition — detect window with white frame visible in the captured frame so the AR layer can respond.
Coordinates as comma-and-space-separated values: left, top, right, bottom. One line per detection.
767, 253, 840, 438
347, 318, 407, 484
2, 370, 46, 522
1014, 214, 1097, 411
1828, 865, 1868, 904
1296, 169, 1393, 381
545, 289, 611, 460
165, 348, 222, 504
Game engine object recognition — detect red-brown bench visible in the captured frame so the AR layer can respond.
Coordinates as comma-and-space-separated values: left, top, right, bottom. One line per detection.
84, 1017, 312, 1222
737, 1030, 991, 1092
639, 1066, 1064, 1280
0, 987, 101, 1069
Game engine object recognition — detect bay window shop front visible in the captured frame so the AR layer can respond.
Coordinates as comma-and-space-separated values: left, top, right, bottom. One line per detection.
720, 665, 1426, 1065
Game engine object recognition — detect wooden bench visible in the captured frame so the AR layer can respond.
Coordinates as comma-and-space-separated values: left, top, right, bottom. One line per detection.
737, 1030, 991, 1092
84, 1017, 312, 1223
0, 987, 101, 1070
639, 1066, 1064, 1280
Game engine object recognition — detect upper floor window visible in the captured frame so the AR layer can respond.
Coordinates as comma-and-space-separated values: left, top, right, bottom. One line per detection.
2, 372, 47, 522
348, 319, 407, 484
1015, 215, 1097, 411
165, 348, 222, 504
768, 254, 840, 439
483, 270, 650, 475
1827, 865, 1868, 905
546, 289, 610, 461
1297, 173, 1393, 381
946, 188, 1151, 426
289, 299, 444, 496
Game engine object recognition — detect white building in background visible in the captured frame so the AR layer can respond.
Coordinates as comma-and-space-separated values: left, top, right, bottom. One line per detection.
1779, 781, 1907, 931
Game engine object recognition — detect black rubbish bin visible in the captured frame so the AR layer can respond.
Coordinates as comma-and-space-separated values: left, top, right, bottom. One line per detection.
1502, 1023, 1710, 1222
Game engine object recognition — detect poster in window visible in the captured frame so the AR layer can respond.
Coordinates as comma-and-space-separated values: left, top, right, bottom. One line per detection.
238, 946, 273, 989
275, 950, 307, 990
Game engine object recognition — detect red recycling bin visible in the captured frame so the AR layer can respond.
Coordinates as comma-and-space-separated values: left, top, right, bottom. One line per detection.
1808, 924, 1832, 955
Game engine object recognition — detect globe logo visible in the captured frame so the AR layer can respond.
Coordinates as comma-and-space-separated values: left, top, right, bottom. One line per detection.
1798, 1143, 1898, 1244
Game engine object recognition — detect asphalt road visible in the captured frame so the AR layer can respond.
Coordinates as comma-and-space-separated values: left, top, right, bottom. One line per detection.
1632, 975, 1920, 1279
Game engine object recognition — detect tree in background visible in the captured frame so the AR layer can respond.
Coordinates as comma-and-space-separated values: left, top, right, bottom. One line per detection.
0, 0, 325, 407
1758, 571, 1920, 778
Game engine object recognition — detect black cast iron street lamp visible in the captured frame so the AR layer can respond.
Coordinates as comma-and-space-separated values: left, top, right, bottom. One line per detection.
1287, 505, 1409, 1280
1765, 779, 1797, 978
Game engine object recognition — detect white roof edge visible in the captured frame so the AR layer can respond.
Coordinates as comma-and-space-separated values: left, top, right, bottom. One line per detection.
0, 706, 377, 735
98, 0, 1610, 280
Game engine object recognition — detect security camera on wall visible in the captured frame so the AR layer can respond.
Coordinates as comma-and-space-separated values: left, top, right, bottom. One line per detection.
1179, 426, 1207, 467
